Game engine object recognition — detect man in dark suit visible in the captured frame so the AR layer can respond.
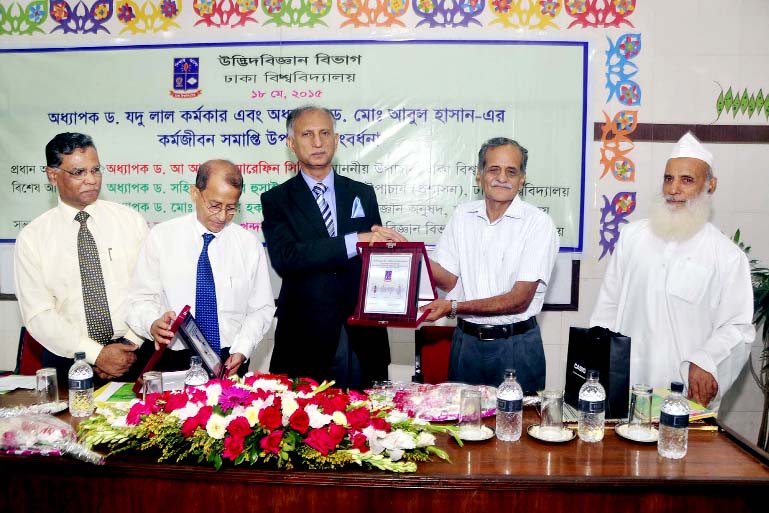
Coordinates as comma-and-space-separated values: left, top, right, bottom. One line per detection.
261, 106, 406, 389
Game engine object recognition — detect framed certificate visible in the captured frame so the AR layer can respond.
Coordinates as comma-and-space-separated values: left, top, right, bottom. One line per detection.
348, 242, 437, 328
132, 305, 223, 395
175, 308, 224, 379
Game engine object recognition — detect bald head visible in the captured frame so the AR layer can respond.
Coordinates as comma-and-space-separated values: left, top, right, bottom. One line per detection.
196, 159, 243, 192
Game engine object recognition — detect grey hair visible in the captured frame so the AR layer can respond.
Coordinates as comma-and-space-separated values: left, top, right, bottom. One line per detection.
286, 106, 337, 137
477, 137, 529, 174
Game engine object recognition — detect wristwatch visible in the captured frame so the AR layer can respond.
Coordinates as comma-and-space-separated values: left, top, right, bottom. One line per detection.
447, 299, 458, 319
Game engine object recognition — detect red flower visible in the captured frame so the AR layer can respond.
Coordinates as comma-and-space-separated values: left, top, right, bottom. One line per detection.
346, 407, 371, 430
258, 406, 283, 431
371, 417, 391, 432
351, 432, 369, 453
164, 392, 188, 413
223, 435, 245, 461
293, 376, 319, 393
288, 408, 310, 434
180, 405, 213, 438
227, 416, 252, 439
305, 428, 336, 456
259, 429, 284, 455
126, 402, 154, 425
317, 392, 348, 414
328, 423, 347, 446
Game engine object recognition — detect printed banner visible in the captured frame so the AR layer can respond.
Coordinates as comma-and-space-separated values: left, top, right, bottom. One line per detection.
0, 40, 587, 250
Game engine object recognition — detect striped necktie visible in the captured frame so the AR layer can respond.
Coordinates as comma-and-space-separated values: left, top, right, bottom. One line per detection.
75, 211, 113, 345
313, 183, 335, 237
195, 233, 220, 355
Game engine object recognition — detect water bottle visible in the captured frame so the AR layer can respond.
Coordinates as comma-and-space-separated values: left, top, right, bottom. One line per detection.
658, 381, 690, 459
184, 355, 208, 388
496, 369, 523, 441
68, 351, 94, 417
578, 369, 605, 442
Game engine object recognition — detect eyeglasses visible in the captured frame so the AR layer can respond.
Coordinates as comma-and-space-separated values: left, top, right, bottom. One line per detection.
199, 191, 238, 216
53, 165, 105, 180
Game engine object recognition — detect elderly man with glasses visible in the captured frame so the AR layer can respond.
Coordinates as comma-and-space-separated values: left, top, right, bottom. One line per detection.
126, 159, 275, 376
14, 132, 150, 383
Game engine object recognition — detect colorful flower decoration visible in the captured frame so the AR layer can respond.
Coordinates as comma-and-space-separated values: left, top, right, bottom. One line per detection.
262, 0, 330, 27
598, 191, 636, 259
599, 109, 637, 182
48, 0, 112, 34
115, 0, 181, 34
337, 0, 408, 27
491, 0, 561, 29
605, 33, 641, 106
412, 0, 484, 28
565, 0, 635, 28
0, 0, 48, 34
78, 373, 459, 472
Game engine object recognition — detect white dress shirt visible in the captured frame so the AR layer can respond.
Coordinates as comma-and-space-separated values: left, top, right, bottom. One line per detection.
14, 199, 149, 364
432, 196, 559, 325
590, 220, 755, 410
126, 213, 276, 359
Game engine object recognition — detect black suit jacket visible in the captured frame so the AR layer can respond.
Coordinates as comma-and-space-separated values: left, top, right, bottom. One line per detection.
261, 172, 390, 384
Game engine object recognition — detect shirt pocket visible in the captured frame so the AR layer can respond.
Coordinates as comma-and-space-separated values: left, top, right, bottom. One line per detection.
666, 259, 709, 304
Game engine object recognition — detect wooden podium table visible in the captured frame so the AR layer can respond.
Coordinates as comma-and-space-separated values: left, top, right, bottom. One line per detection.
1, 390, 768, 513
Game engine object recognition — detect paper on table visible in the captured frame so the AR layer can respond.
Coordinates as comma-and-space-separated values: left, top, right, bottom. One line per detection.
95, 372, 187, 403
0, 374, 36, 392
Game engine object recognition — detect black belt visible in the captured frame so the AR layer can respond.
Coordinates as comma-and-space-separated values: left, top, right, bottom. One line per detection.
457, 317, 537, 341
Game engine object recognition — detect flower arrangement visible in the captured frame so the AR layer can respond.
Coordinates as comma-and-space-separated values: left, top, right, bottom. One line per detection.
78, 373, 459, 472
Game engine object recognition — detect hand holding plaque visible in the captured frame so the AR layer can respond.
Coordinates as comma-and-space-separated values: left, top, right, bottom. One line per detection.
348, 242, 438, 328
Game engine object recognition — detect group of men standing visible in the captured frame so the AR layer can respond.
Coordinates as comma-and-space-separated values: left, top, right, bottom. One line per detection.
14, 105, 754, 410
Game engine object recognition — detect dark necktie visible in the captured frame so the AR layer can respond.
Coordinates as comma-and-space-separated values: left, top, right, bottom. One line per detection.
313, 183, 335, 236
75, 211, 113, 345
195, 233, 220, 355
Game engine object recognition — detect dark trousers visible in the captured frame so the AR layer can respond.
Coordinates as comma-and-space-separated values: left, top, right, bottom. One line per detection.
448, 324, 546, 394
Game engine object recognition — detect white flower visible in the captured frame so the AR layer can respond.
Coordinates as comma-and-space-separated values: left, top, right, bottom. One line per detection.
416, 432, 436, 448
243, 406, 260, 427
381, 429, 416, 451
281, 396, 299, 424
205, 383, 222, 407
331, 410, 347, 426
305, 404, 333, 428
170, 402, 202, 422
247, 378, 288, 393
388, 448, 404, 461
206, 414, 227, 439
385, 410, 409, 424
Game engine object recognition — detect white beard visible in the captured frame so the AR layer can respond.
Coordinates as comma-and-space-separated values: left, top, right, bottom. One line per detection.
649, 192, 712, 241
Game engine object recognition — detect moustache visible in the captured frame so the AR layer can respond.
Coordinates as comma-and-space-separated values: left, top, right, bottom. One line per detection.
490, 180, 514, 189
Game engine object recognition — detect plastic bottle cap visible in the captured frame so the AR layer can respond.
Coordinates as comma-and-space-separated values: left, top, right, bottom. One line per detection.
588, 370, 599, 380
671, 381, 684, 393
504, 369, 516, 379
74, 351, 85, 360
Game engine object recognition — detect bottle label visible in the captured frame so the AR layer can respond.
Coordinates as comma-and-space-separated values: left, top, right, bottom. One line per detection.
660, 412, 689, 428
497, 398, 522, 413
69, 377, 93, 391
578, 399, 604, 413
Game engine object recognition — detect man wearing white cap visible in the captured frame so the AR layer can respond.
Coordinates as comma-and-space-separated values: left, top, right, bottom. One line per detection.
590, 132, 754, 410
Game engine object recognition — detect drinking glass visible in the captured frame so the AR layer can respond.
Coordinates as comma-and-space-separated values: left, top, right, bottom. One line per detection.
538, 389, 564, 439
458, 388, 483, 435
36, 367, 59, 404
627, 384, 653, 439
142, 371, 164, 401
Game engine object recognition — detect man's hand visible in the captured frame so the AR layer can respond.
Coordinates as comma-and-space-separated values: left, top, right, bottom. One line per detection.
151, 310, 177, 349
224, 352, 246, 376
419, 299, 453, 322
688, 362, 718, 407
93, 343, 138, 378
358, 225, 408, 245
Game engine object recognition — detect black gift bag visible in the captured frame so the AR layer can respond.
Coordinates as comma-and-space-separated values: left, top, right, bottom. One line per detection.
564, 326, 631, 419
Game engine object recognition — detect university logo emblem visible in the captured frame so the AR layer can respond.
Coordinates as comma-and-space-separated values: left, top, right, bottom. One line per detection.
384, 270, 392, 282
171, 58, 202, 98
